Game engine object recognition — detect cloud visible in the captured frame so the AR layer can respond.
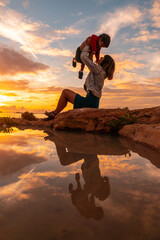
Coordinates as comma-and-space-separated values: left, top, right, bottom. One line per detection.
129, 29, 160, 42
0, 46, 49, 75
0, 105, 29, 112
22, 0, 30, 9
97, 6, 142, 38
0, 149, 45, 176
147, 77, 160, 84
78, 12, 83, 16
100, 67, 160, 109
148, 53, 160, 71
0, 5, 73, 58
0, 79, 30, 90
110, 53, 144, 83
149, 0, 160, 28
101, 84, 160, 109
137, 51, 160, 72
27, 47, 73, 57
0, 0, 10, 6
0, 92, 18, 97
123, 81, 159, 94
55, 26, 80, 35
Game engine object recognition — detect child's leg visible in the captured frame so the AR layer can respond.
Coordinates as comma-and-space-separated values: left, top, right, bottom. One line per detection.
75, 173, 82, 190
72, 58, 77, 68
80, 63, 85, 71
79, 63, 84, 79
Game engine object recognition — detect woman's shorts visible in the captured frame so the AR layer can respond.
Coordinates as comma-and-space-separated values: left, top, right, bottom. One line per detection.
74, 91, 100, 109
75, 47, 83, 64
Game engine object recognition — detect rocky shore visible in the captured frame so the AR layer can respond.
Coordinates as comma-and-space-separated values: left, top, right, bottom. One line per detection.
0, 106, 160, 152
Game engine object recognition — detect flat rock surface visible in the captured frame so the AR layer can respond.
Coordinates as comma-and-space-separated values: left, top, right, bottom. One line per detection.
54, 106, 160, 132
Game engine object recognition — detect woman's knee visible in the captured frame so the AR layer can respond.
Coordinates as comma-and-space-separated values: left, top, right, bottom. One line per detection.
62, 89, 76, 104
62, 89, 69, 96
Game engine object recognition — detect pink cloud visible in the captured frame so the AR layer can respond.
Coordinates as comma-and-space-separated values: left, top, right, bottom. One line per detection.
0, 46, 49, 75
149, 0, 160, 28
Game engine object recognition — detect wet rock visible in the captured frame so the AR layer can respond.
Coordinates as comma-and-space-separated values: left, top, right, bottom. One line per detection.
119, 123, 160, 152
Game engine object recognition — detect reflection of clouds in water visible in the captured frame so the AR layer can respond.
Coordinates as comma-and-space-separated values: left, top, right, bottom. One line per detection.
0, 128, 58, 177
0, 168, 37, 203
99, 153, 160, 181
99, 186, 160, 229
99, 197, 132, 219
0, 149, 46, 176
0, 129, 159, 239
0, 135, 28, 149
99, 153, 140, 176
0, 170, 76, 204
142, 162, 160, 180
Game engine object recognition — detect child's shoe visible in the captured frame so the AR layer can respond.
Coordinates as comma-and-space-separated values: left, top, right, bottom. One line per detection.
78, 70, 83, 79
72, 58, 76, 68
75, 173, 80, 181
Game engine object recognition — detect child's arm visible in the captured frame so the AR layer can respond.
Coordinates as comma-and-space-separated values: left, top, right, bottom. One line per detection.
81, 45, 101, 74
80, 36, 91, 51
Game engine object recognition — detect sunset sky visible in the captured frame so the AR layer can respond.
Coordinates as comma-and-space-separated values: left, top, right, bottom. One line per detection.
0, 0, 159, 113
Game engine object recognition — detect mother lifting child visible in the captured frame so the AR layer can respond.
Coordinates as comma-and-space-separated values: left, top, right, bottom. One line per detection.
44, 34, 115, 121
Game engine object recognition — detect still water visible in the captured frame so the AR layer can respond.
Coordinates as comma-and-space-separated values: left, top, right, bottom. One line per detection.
0, 128, 160, 240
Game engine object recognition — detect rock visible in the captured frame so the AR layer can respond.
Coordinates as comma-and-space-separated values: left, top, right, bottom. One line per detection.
54, 106, 160, 132
119, 123, 160, 151
131, 106, 160, 124
119, 137, 160, 168
0, 106, 160, 151
54, 108, 130, 132
0, 117, 53, 130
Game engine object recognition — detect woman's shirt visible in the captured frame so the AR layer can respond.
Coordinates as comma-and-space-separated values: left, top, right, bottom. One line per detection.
81, 45, 106, 99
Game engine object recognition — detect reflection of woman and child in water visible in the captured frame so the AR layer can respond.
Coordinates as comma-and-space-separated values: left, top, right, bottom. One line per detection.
44, 130, 116, 220
68, 154, 110, 220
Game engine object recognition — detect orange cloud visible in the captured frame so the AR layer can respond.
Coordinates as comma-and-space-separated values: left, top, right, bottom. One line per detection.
0, 105, 28, 113
55, 26, 80, 35
0, 92, 18, 96
100, 78, 160, 109
0, 79, 29, 91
